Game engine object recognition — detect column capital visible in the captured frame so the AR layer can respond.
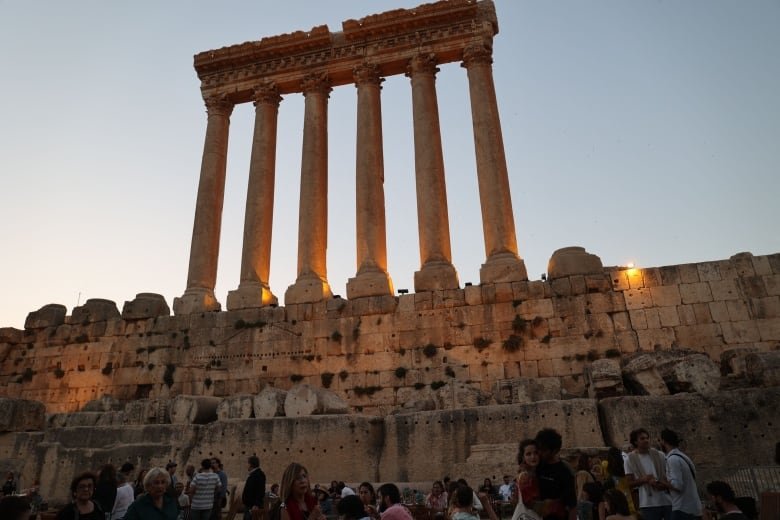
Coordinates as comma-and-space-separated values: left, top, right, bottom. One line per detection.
301, 72, 332, 97
461, 43, 494, 68
406, 53, 439, 78
203, 94, 234, 117
252, 81, 282, 107
353, 63, 384, 87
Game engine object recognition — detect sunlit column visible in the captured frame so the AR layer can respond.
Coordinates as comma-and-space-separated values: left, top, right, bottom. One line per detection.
285, 73, 333, 304
406, 53, 459, 291
462, 43, 527, 282
174, 94, 233, 315
227, 82, 282, 310
347, 63, 394, 299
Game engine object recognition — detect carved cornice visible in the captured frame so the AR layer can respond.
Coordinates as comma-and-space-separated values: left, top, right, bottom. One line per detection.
300, 73, 332, 97
353, 63, 384, 87
406, 53, 439, 77
252, 81, 282, 107
461, 43, 493, 68
204, 94, 234, 117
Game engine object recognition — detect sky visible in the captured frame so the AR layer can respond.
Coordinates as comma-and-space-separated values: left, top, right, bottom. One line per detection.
1, 1, 778, 329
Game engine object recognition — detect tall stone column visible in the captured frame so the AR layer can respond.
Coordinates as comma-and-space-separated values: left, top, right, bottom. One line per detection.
346, 63, 394, 299
406, 54, 459, 291
174, 94, 233, 315
227, 82, 282, 310
285, 73, 333, 304
462, 43, 528, 282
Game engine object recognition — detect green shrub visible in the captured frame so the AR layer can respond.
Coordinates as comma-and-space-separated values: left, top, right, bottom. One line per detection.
502, 335, 523, 352
430, 381, 446, 390
422, 344, 437, 357
321, 372, 335, 388
394, 367, 408, 379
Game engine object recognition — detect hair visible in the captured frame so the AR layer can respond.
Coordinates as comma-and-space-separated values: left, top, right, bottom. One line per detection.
280, 463, 310, 504
248, 456, 260, 469
582, 482, 603, 504
604, 489, 630, 515
359, 482, 376, 502
97, 464, 117, 486
185, 465, 195, 478
535, 428, 562, 453
200, 458, 212, 470
606, 447, 625, 478
452, 486, 474, 508
660, 429, 680, 447
70, 471, 97, 497
629, 428, 649, 448
517, 439, 538, 466
271, 484, 279, 493
143, 467, 171, 492
706, 481, 736, 503
0, 496, 31, 520
338, 494, 366, 520
577, 454, 591, 472
377, 483, 401, 505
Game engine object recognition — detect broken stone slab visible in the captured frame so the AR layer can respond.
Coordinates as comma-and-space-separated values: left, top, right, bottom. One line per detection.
434, 381, 495, 409
547, 247, 604, 280
721, 346, 761, 377
24, 304, 67, 330
124, 399, 171, 424
497, 377, 562, 404
0, 398, 45, 431
47, 411, 125, 428
254, 387, 287, 418
217, 394, 255, 420
745, 351, 780, 387
666, 354, 720, 395
622, 354, 669, 396
586, 359, 624, 399
170, 395, 221, 424
122, 293, 171, 320
284, 384, 349, 416
81, 395, 123, 412
70, 299, 120, 325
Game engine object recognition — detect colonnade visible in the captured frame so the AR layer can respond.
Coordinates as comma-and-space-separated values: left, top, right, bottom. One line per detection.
174, 43, 527, 315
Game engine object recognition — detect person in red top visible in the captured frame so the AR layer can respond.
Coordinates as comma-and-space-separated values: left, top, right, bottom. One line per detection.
516, 439, 541, 508
279, 463, 325, 520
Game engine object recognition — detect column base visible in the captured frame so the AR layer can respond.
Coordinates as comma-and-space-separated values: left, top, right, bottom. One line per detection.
173, 287, 221, 315
346, 268, 394, 299
414, 260, 460, 292
226, 281, 278, 310
284, 274, 333, 304
480, 252, 528, 283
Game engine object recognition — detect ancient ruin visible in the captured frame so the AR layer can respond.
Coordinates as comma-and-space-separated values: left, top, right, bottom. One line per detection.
0, 0, 778, 510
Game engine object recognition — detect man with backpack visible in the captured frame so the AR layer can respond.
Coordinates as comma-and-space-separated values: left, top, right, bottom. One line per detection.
659, 429, 702, 520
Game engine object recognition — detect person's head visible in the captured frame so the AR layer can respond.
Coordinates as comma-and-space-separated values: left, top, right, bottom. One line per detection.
606, 447, 625, 478
280, 463, 311, 503
144, 467, 171, 498
98, 463, 117, 484
120, 462, 135, 478
211, 457, 222, 471
136, 468, 148, 484
431, 481, 444, 496
518, 439, 540, 468
174, 481, 185, 497
502, 475, 510, 485
0, 496, 31, 520
338, 494, 365, 520
452, 486, 474, 509
535, 428, 562, 462
577, 454, 591, 472
271, 484, 279, 494
70, 471, 97, 502
706, 481, 736, 512
185, 465, 195, 478
581, 482, 603, 504
660, 429, 680, 452
200, 458, 212, 471
166, 461, 178, 474
359, 482, 376, 505
5, 472, 14, 481
629, 428, 651, 452
603, 488, 630, 515
377, 483, 402, 510
248, 455, 260, 470
482, 478, 491, 487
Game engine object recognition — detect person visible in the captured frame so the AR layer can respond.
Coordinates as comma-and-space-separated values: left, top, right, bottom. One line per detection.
480, 478, 496, 498
175, 482, 191, 520
375, 483, 412, 520
133, 468, 148, 498
702, 481, 748, 520
342, 482, 357, 498
2, 471, 17, 497
210, 458, 228, 520
604, 448, 636, 517
124, 466, 179, 520
534, 428, 576, 520
167, 461, 180, 499
279, 462, 325, 520
659, 429, 702, 520
624, 429, 670, 520
575, 455, 596, 501
113, 465, 135, 520
576, 481, 603, 520
602, 488, 635, 520
188, 458, 222, 520
517, 439, 541, 510
57, 471, 105, 520
359, 482, 378, 517
425, 480, 448, 517
0, 495, 31, 520
269, 484, 280, 501
242, 455, 267, 520
94, 463, 118, 514
498, 475, 513, 501
339, 494, 371, 520
450, 486, 480, 520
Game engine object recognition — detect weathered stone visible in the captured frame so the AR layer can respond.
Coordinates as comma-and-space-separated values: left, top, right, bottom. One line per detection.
0, 398, 45, 431
24, 304, 67, 330
81, 395, 122, 412
497, 377, 561, 404
622, 354, 669, 396
666, 354, 720, 395
433, 381, 494, 409
170, 395, 220, 424
216, 394, 255, 420
71, 299, 120, 324
47, 411, 124, 428
720, 346, 761, 376
124, 399, 170, 424
122, 293, 171, 320
586, 359, 624, 399
547, 247, 603, 280
745, 351, 780, 387
284, 384, 349, 416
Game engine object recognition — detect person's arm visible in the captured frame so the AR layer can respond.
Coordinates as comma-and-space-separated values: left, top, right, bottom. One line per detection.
477, 491, 498, 520
665, 457, 682, 493
255, 472, 267, 509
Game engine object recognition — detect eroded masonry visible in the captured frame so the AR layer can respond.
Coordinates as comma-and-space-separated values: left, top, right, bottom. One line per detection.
1, 0, 778, 509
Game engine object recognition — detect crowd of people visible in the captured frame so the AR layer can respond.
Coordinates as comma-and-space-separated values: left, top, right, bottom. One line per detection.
0, 426, 762, 520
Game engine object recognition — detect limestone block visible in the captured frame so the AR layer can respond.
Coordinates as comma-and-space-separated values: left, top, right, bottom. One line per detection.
170, 395, 220, 424
666, 354, 720, 395
649, 286, 682, 307
586, 359, 624, 399
24, 304, 67, 330
730, 252, 757, 276
659, 266, 682, 285
720, 346, 761, 377
122, 293, 171, 320
71, 299, 121, 324
0, 398, 45, 431
678, 264, 700, 283
708, 279, 740, 301
680, 282, 713, 304
745, 351, 780, 387
622, 354, 669, 396
497, 377, 561, 404
738, 276, 767, 299
81, 395, 122, 412
624, 289, 653, 310
121, 399, 171, 424
585, 274, 611, 293
547, 247, 604, 280
721, 321, 760, 344
433, 381, 494, 409
284, 384, 348, 416
757, 318, 780, 341
216, 394, 255, 420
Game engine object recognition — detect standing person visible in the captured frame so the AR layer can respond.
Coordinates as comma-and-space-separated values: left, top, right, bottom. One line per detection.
702, 481, 748, 520
375, 483, 412, 520
188, 459, 222, 520
167, 461, 180, 499
134, 469, 148, 498
338, 494, 371, 520
124, 467, 179, 520
516, 438, 541, 510
534, 428, 576, 520
659, 429, 702, 520
2, 472, 17, 497
425, 481, 448, 518
623, 429, 669, 520
56, 471, 104, 520
94, 464, 118, 515
0, 495, 31, 520
242, 455, 267, 520
112, 464, 136, 520
210, 458, 228, 520
279, 462, 325, 520
498, 476, 513, 502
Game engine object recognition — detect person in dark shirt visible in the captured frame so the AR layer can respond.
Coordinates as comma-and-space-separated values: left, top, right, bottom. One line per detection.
243, 455, 267, 520
534, 428, 576, 520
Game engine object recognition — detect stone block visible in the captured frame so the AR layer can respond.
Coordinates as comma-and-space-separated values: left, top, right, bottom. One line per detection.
284, 384, 349, 416
764, 274, 780, 296
433, 381, 494, 409
502, 376, 561, 404
667, 354, 720, 395
726, 300, 751, 322
123, 399, 170, 424
709, 279, 740, 301
547, 247, 603, 279
493, 283, 514, 303
692, 303, 713, 324
122, 293, 171, 320
720, 346, 761, 377
757, 318, 780, 341
528, 280, 547, 299
24, 304, 67, 330
585, 274, 612, 293
170, 395, 220, 424
730, 252, 756, 276
570, 275, 587, 295
216, 394, 255, 420
679, 283, 713, 304
708, 301, 730, 323
674, 323, 723, 349
81, 395, 122, 412
627, 269, 644, 290
749, 296, 780, 319
641, 268, 662, 288
678, 264, 700, 283
624, 289, 653, 310
609, 269, 630, 292
71, 299, 121, 324
0, 398, 45, 431
721, 321, 760, 344
615, 331, 639, 353
586, 359, 624, 399
518, 298, 554, 319
697, 262, 721, 282
659, 266, 682, 286
649, 285, 682, 307
745, 351, 780, 387
464, 285, 482, 306
636, 328, 675, 351
628, 310, 647, 330
622, 354, 669, 396
739, 276, 767, 298
551, 277, 571, 296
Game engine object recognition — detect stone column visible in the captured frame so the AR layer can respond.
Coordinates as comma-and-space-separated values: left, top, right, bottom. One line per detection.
346, 63, 394, 299
462, 43, 527, 282
174, 94, 233, 315
285, 73, 333, 304
406, 54, 459, 291
227, 82, 282, 310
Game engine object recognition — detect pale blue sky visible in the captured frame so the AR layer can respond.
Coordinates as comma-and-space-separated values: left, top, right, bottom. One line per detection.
1, 1, 778, 328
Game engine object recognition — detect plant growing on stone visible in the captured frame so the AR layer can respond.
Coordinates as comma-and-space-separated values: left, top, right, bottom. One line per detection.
331, 330, 343, 342
422, 344, 437, 357
54, 367, 65, 378
394, 367, 408, 379
163, 364, 176, 387
290, 374, 304, 383
587, 349, 600, 361
321, 372, 335, 388
473, 337, 491, 351
21, 367, 35, 382
204, 377, 212, 389
512, 315, 527, 333
502, 334, 523, 352
339, 369, 349, 381
605, 348, 620, 358
101, 362, 113, 376
445, 366, 455, 378
430, 380, 446, 390
540, 335, 551, 344
353, 385, 381, 397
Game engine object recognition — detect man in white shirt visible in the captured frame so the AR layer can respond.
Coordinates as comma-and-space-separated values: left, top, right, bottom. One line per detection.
660, 429, 702, 520
498, 475, 513, 502
624, 428, 672, 520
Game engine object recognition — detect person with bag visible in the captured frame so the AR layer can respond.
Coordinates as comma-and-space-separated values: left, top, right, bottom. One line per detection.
659, 429, 702, 520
